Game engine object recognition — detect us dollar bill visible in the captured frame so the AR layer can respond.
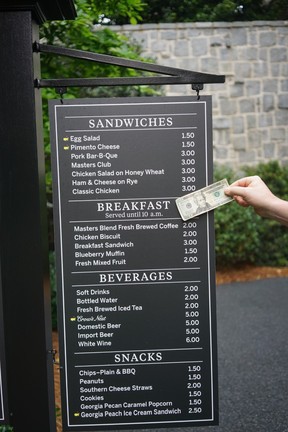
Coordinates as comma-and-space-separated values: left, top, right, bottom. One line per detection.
176, 179, 233, 221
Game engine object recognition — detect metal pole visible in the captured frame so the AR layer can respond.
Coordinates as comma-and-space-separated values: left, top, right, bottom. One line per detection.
0, 11, 56, 431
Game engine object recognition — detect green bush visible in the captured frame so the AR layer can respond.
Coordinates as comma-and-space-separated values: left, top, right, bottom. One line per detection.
244, 161, 288, 200
214, 161, 288, 267
214, 201, 261, 265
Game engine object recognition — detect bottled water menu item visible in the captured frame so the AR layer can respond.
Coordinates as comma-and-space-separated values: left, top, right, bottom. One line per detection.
49, 96, 218, 431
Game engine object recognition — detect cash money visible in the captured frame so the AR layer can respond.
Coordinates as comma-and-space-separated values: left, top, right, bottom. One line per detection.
176, 179, 233, 221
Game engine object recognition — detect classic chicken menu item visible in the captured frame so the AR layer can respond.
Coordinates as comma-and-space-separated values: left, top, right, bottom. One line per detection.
49, 96, 218, 430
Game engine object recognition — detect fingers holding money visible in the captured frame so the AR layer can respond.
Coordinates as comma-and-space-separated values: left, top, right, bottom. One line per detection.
228, 194, 250, 208
224, 175, 275, 209
228, 176, 259, 189
177, 176, 288, 226
176, 179, 233, 221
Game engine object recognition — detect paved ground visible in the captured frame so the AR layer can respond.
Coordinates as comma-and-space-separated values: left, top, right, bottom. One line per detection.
137, 278, 288, 432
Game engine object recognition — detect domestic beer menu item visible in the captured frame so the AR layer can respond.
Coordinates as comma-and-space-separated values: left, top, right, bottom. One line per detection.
49, 96, 218, 430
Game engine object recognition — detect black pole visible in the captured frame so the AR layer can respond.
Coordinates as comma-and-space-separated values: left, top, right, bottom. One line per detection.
0, 11, 56, 431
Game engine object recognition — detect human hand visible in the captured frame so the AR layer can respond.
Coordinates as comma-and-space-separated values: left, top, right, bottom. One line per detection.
224, 176, 279, 218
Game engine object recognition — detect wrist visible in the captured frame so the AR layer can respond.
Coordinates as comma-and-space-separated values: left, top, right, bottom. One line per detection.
267, 197, 288, 226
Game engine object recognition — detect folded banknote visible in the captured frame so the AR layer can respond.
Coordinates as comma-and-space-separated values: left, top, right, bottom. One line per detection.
176, 179, 233, 221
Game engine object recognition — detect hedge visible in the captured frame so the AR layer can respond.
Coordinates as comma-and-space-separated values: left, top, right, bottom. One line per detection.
214, 161, 288, 267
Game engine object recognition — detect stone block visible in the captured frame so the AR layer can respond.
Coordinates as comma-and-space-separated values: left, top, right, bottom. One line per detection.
187, 29, 201, 38
174, 40, 189, 56
214, 146, 228, 159
247, 114, 257, 129
200, 57, 219, 74
278, 94, 288, 109
253, 62, 268, 77
271, 127, 285, 140
258, 113, 273, 127
239, 149, 257, 164
243, 47, 258, 61
279, 145, 288, 158
130, 33, 148, 48
271, 64, 281, 77
220, 47, 237, 61
276, 110, 288, 126
248, 130, 262, 148
246, 80, 261, 96
263, 79, 278, 93
220, 61, 234, 75
159, 23, 180, 29
259, 47, 268, 61
233, 135, 246, 150
161, 30, 177, 40
230, 28, 247, 46
239, 99, 255, 113
263, 143, 275, 158
278, 32, 288, 46
234, 62, 252, 78
270, 47, 287, 62
248, 30, 258, 46
230, 82, 244, 97
152, 41, 167, 52
179, 58, 199, 71
148, 30, 158, 40
281, 79, 288, 92
213, 129, 231, 148
281, 63, 288, 77
192, 38, 208, 56
260, 31, 276, 47
259, 129, 270, 142
263, 94, 275, 112
213, 118, 231, 129
232, 116, 244, 134
220, 98, 237, 115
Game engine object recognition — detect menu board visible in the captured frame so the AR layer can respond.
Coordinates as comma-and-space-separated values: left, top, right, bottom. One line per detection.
49, 96, 218, 431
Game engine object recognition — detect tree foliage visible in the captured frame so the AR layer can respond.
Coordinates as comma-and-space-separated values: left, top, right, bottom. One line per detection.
40, 0, 155, 95
115, 0, 288, 24
40, 0, 160, 248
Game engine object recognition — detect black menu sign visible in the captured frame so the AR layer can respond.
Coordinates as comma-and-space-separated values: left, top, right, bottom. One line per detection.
49, 96, 218, 431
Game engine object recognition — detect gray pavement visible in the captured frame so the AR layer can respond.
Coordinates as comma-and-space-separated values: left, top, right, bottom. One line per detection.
139, 277, 288, 432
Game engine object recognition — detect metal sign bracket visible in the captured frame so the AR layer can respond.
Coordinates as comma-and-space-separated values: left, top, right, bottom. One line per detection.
33, 42, 225, 96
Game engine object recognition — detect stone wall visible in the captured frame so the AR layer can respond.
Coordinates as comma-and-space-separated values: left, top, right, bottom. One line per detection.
111, 21, 288, 169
